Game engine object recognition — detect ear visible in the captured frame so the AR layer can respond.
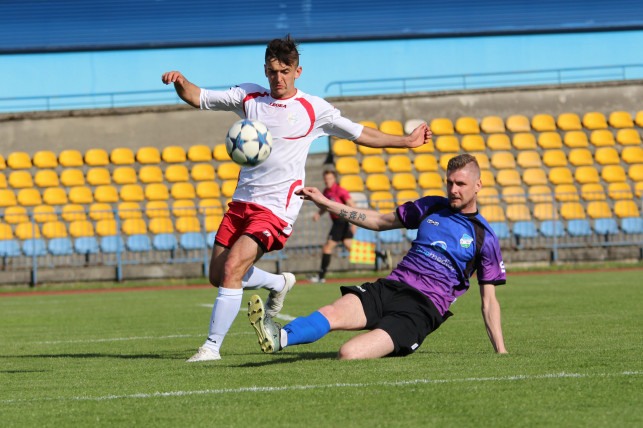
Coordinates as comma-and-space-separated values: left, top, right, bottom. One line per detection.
475, 178, 482, 193
294, 66, 302, 79
264, 64, 269, 77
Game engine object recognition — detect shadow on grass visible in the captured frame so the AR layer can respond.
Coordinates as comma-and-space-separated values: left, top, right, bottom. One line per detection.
233, 351, 338, 367
1, 352, 186, 360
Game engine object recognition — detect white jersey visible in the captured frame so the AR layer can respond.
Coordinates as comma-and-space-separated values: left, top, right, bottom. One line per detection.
200, 83, 364, 229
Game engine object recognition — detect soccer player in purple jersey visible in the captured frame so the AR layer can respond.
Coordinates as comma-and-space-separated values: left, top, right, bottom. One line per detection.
248, 154, 507, 359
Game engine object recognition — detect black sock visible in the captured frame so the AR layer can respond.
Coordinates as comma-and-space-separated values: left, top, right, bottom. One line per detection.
320, 253, 331, 278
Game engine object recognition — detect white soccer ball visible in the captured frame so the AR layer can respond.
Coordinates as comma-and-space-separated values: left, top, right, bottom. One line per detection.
225, 119, 273, 167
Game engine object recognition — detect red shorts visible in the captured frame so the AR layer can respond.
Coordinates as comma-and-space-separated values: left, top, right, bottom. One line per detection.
214, 201, 291, 252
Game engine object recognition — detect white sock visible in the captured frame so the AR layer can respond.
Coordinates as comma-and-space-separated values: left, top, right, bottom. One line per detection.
242, 266, 285, 293
280, 329, 288, 347
204, 287, 243, 353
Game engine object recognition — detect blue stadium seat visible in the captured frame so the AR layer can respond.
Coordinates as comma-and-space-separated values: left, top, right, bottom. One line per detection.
539, 220, 564, 237
48, 237, 74, 256
22, 238, 47, 257
0, 240, 22, 258
512, 221, 538, 239
180, 232, 205, 250
100, 236, 125, 254
405, 229, 418, 242
353, 228, 377, 243
567, 219, 592, 236
206, 231, 217, 248
153, 233, 177, 251
489, 222, 510, 239
378, 229, 403, 243
621, 217, 643, 234
593, 218, 619, 235
126, 234, 151, 252
75, 236, 100, 254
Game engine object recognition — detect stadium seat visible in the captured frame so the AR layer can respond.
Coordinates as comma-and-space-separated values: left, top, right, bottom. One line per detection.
336, 157, 360, 175
461, 135, 486, 152
563, 131, 589, 148
506, 204, 531, 222
118, 202, 143, 219
196, 181, 221, 199
590, 130, 615, 146
205, 215, 224, 232
413, 154, 438, 172
601, 165, 627, 183
396, 190, 420, 204
629, 164, 643, 182
152, 233, 177, 252
410, 140, 435, 154
480, 205, 505, 222
110, 148, 135, 165
512, 133, 537, 150
561, 202, 586, 220
593, 218, 619, 235
33, 171, 60, 191
616, 129, 641, 145
388, 155, 413, 172
574, 166, 600, 184
96, 219, 118, 237
23, 238, 47, 257
621, 217, 643, 234
86, 168, 111, 186
213, 144, 231, 161
528, 185, 552, 203
542, 150, 567, 167
198, 199, 224, 216
369, 191, 395, 212
489, 222, 510, 239
89, 202, 114, 221
512, 221, 538, 239
165, 164, 190, 183
100, 235, 125, 254
75, 235, 100, 255
126, 234, 152, 252
622, 147, 643, 164
582, 112, 608, 130
635, 182, 643, 199
172, 200, 197, 218
206, 231, 218, 248
217, 162, 241, 180
162, 146, 187, 163
149, 217, 174, 234
122, 218, 147, 235
472, 153, 490, 170
59, 169, 84, 188
136, 147, 162, 164
33, 151, 58, 168
435, 136, 460, 152
0, 172, 6, 188
358, 145, 383, 155
480, 170, 495, 187
365, 174, 391, 191
505, 115, 530, 133
350, 192, 369, 209
68, 186, 94, 204
17, 188, 42, 206
496, 170, 521, 187
59, 150, 84, 167
15, 222, 41, 240
418, 172, 443, 190
171, 182, 196, 200
477, 187, 499, 205
501, 186, 527, 204
539, 220, 564, 237
145, 183, 170, 201
7, 152, 32, 169
614, 200, 640, 219
0, 189, 17, 207
636, 111, 643, 127
557, 113, 582, 131
9, 170, 33, 188
0, 222, 15, 240
379, 229, 404, 245
191, 163, 216, 182
176, 216, 201, 233
491, 152, 515, 169
380, 120, 404, 136
120, 184, 144, 202
533, 203, 558, 221
522, 168, 547, 186
48, 237, 74, 256
517, 151, 542, 168
480, 116, 505, 133
587, 201, 612, 219
455, 117, 479, 134
4, 206, 29, 224
188, 145, 213, 162
568, 148, 593, 166
580, 183, 606, 201
94, 185, 119, 203
0, 155, 5, 170
404, 228, 419, 242
391, 173, 417, 190
339, 175, 364, 192
538, 132, 563, 149
429, 118, 454, 135
486, 134, 511, 150
69, 220, 95, 238
531, 114, 556, 132
609, 111, 634, 128
145, 201, 170, 218
404, 118, 425, 135
33, 205, 57, 223
179, 232, 206, 250
567, 219, 592, 236
61, 204, 86, 222
221, 180, 237, 197
555, 187, 581, 206
608, 182, 633, 200
595, 147, 620, 165
332, 139, 357, 157
42, 221, 68, 239
139, 166, 164, 184
42, 187, 67, 206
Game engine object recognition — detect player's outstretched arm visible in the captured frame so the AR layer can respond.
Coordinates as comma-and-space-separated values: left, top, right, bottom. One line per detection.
479, 283, 508, 354
161, 71, 201, 108
354, 122, 432, 149
296, 187, 402, 231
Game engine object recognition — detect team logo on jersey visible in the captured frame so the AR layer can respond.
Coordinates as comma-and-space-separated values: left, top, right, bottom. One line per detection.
500, 261, 506, 273
460, 234, 473, 248
263, 230, 272, 237
426, 218, 439, 226
430, 241, 447, 253
288, 113, 299, 126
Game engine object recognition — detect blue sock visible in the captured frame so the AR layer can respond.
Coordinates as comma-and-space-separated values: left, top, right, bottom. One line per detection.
283, 311, 331, 347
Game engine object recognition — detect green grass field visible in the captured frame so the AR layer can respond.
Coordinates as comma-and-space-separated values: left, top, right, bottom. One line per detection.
1, 270, 641, 427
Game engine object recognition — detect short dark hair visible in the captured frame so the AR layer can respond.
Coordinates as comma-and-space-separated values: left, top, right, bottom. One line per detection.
265, 34, 300, 67
447, 153, 480, 179
323, 169, 338, 179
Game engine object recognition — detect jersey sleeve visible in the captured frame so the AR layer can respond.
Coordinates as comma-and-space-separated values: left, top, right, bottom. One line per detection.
200, 85, 249, 115
476, 234, 507, 285
395, 196, 445, 229
311, 98, 363, 140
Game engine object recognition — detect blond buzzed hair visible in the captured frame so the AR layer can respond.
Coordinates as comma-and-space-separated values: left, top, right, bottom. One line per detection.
447, 153, 480, 180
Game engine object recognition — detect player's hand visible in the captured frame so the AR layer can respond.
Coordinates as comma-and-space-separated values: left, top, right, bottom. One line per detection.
313, 213, 321, 221
161, 71, 187, 85
407, 122, 432, 148
296, 187, 329, 209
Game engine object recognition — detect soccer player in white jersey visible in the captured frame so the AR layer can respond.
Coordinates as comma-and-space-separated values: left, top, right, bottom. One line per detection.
162, 34, 432, 362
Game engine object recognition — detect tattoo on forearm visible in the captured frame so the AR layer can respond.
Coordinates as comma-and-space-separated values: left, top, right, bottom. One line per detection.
338, 209, 367, 224
339, 209, 348, 219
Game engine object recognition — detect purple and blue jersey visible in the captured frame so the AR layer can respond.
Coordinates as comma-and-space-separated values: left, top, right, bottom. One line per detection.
386, 196, 506, 316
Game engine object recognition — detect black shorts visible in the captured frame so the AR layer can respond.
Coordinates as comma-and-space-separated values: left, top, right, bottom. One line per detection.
328, 219, 353, 242
340, 278, 447, 356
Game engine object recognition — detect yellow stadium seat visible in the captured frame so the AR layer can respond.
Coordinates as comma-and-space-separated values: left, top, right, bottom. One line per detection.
608, 182, 633, 200
435, 136, 460, 152
213, 144, 231, 161
614, 200, 640, 218
33, 151, 58, 168
120, 184, 145, 202
480, 116, 505, 133
601, 165, 626, 183
491, 152, 515, 169
59, 150, 84, 167
195, 181, 221, 199
557, 113, 582, 131
33, 205, 57, 223
477, 187, 499, 205
172, 200, 197, 217
391, 173, 417, 190
388, 155, 413, 172
505, 115, 530, 133
410, 140, 435, 153
145, 183, 170, 201
145, 201, 170, 218
522, 168, 547, 186
85, 149, 109, 166
486, 134, 511, 150
455, 117, 480, 134
622, 146, 643, 164
7, 152, 32, 169
139, 166, 164, 184
191, 163, 216, 182
542, 150, 567, 167
369, 191, 395, 213
517, 151, 542, 168
533, 203, 558, 220
69, 220, 95, 238
568, 148, 594, 166
17, 188, 42, 206
42, 187, 68, 205
136, 147, 161, 164
188, 145, 213, 162
582, 112, 608, 130
89, 203, 114, 221
198, 199, 224, 216
122, 218, 147, 235
616, 129, 641, 145
564, 131, 589, 148
162, 146, 187, 163
595, 147, 620, 165
42, 221, 68, 239
502, 186, 527, 204
165, 164, 190, 183
380, 120, 404, 136
4, 206, 29, 224
86, 168, 111, 186
171, 182, 196, 200
480, 170, 495, 187
149, 217, 174, 234
538, 132, 563, 149
339, 175, 364, 192
414, 154, 438, 172
35, 171, 60, 189
333, 139, 357, 157
118, 202, 143, 219
68, 186, 93, 204
0, 172, 6, 188
574, 166, 600, 184
609, 111, 634, 128
95, 219, 117, 237
528, 185, 553, 203
94, 185, 119, 203
629, 164, 643, 182
358, 144, 383, 155
110, 148, 135, 165
384, 147, 409, 155
218, 162, 241, 180
0, 222, 13, 240
362, 156, 386, 174
336, 157, 360, 175
560, 202, 586, 220
531, 114, 557, 132
506, 204, 531, 222
396, 190, 420, 205
61, 204, 86, 222
548, 168, 574, 185
554, 184, 579, 202
512, 133, 537, 150
15, 222, 41, 240
423, 189, 446, 197
365, 174, 391, 191
429, 118, 454, 135
636, 111, 643, 127
439, 154, 457, 171
221, 180, 237, 197
0, 155, 5, 170
480, 205, 505, 222
9, 171, 33, 188
113, 167, 138, 185
472, 153, 490, 169
496, 170, 521, 187
205, 215, 224, 232
461, 135, 485, 151
580, 183, 606, 201
587, 201, 612, 219
636, 182, 643, 199
417, 172, 443, 190
590, 130, 615, 147
176, 216, 201, 233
